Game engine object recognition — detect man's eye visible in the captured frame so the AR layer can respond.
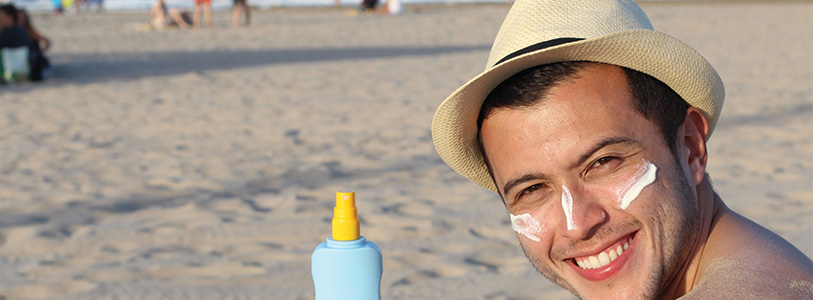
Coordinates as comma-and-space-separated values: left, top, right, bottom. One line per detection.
518, 184, 546, 200
593, 156, 618, 168
589, 156, 624, 174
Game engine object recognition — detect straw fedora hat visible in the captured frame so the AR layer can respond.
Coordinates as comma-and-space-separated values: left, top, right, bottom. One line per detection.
431, 0, 725, 193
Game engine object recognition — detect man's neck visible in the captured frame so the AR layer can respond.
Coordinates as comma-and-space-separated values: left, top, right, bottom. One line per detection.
658, 176, 722, 299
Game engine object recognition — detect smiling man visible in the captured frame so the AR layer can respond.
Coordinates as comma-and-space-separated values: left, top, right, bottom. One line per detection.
431, 0, 812, 299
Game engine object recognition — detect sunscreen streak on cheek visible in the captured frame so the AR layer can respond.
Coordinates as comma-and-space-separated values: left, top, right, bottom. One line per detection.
510, 213, 543, 242
617, 160, 658, 210
561, 185, 576, 231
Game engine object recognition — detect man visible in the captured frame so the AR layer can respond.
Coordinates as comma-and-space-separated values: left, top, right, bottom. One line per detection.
431, 0, 812, 299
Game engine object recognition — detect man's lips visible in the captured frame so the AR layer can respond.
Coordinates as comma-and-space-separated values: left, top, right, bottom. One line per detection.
564, 231, 638, 281
573, 233, 634, 270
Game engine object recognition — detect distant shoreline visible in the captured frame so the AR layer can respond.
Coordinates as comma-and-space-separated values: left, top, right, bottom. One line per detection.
15, 0, 807, 13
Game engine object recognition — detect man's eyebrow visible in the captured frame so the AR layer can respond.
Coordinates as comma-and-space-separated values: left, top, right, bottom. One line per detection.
502, 173, 547, 200
500, 136, 635, 198
569, 136, 635, 170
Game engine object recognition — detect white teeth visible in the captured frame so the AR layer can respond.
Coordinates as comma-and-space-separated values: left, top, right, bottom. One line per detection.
608, 249, 618, 260
576, 236, 633, 269
588, 256, 600, 268
598, 252, 610, 266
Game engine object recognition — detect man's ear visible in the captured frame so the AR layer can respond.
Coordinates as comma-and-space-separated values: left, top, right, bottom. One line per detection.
680, 107, 710, 185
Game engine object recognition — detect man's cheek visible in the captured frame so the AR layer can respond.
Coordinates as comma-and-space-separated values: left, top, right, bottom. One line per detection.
617, 160, 658, 210
510, 210, 553, 243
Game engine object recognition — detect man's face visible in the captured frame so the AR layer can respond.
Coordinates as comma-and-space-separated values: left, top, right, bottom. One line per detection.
480, 64, 700, 299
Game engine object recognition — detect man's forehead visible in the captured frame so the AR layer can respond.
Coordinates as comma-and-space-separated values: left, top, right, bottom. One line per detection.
480, 65, 648, 166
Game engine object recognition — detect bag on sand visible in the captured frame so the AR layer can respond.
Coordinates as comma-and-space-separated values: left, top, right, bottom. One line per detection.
1, 46, 30, 83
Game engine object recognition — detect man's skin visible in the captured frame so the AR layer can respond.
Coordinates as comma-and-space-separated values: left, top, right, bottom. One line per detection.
479, 63, 812, 299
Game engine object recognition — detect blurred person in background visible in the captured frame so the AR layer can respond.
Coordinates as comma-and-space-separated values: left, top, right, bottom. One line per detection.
0, 4, 31, 49
17, 9, 51, 52
51, 0, 64, 14
15, 8, 51, 80
383, 0, 401, 15
360, 0, 376, 12
149, 0, 192, 30
231, 0, 249, 28
192, 0, 213, 28
0, 4, 46, 82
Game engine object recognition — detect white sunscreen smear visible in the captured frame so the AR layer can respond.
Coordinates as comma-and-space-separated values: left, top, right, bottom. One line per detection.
617, 160, 658, 210
561, 185, 576, 231
510, 213, 542, 242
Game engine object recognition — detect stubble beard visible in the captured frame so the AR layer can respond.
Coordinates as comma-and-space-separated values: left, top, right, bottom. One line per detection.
647, 158, 701, 299
518, 158, 701, 300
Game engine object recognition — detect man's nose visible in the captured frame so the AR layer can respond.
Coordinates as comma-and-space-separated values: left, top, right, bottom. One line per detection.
558, 184, 607, 240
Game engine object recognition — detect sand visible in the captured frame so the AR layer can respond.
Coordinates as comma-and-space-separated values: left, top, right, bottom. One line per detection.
0, 2, 810, 299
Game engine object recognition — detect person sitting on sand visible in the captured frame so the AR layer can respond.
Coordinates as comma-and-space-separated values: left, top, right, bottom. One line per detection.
148, 0, 191, 30
17, 8, 52, 80
360, 0, 377, 12
430, 0, 813, 299
0, 4, 48, 82
0, 4, 32, 50
17, 9, 51, 52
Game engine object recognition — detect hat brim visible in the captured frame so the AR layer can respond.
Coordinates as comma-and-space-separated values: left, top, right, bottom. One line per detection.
431, 29, 724, 193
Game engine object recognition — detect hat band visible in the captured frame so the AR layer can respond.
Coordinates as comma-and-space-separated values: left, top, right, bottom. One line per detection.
493, 37, 585, 66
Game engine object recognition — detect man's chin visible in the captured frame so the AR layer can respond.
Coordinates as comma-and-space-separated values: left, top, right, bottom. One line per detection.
531, 265, 653, 300
555, 266, 657, 300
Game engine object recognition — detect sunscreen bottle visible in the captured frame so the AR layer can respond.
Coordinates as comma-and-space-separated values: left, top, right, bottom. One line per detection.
312, 192, 383, 300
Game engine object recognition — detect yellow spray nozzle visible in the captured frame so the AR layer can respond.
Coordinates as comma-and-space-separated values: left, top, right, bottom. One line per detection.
332, 192, 360, 241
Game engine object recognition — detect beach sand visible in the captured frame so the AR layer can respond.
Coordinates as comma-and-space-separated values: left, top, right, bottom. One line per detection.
0, 2, 810, 299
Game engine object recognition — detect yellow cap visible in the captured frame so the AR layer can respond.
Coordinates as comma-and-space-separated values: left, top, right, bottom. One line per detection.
332, 192, 360, 241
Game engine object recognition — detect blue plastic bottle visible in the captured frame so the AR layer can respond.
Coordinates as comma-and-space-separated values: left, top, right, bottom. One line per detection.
312, 192, 383, 300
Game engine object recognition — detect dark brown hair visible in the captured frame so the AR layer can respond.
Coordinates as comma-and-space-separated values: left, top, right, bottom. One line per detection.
477, 61, 690, 173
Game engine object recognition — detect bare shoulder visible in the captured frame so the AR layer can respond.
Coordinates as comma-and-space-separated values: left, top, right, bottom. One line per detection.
683, 257, 813, 299
683, 207, 813, 299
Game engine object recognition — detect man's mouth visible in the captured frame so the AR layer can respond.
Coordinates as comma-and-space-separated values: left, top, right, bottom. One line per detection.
571, 233, 636, 270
